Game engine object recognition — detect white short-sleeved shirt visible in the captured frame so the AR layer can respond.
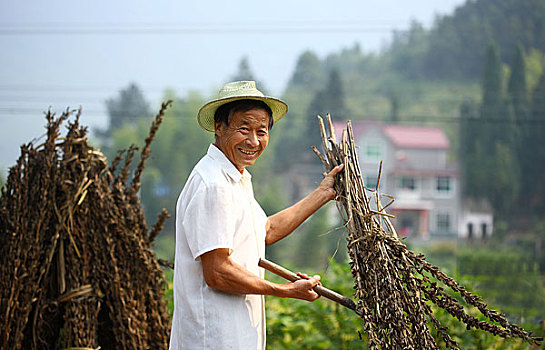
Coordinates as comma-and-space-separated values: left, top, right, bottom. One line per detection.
169, 144, 267, 350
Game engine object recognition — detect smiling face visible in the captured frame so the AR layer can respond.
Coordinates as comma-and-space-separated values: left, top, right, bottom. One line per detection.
214, 108, 270, 173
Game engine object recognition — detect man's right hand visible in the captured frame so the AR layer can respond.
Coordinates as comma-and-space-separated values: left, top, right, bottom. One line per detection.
288, 275, 321, 301
201, 248, 324, 302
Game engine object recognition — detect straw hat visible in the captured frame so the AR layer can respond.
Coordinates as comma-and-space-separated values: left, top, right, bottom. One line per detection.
197, 81, 288, 132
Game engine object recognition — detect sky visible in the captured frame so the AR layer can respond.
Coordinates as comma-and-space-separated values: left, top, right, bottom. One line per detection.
0, 0, 466, 172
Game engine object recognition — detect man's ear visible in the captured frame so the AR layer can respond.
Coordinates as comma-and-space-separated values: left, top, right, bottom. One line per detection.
214, 121, 224, 136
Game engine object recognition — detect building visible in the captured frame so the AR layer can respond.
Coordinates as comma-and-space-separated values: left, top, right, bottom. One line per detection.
459, 198, 494, 240
333, 120, 476, 239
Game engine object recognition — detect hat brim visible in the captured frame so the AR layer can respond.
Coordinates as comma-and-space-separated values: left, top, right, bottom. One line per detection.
197, 96, 288, 132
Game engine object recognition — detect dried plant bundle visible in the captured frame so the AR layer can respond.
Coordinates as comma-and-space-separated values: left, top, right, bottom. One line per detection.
313, 115, 542, 349
0, 102, 173, 350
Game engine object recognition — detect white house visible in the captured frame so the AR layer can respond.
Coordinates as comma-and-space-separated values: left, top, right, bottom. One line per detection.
459, 198, 494, 239
332, 120, 492, 240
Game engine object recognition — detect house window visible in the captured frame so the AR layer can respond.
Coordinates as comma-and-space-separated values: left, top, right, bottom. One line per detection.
436, 176, 451, 194
363, 142, 382, 162
436, 213, 451, 233
400, 176, 416, 190
365, 176, 380, 190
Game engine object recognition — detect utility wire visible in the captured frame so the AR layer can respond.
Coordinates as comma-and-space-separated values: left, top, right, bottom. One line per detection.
0, 96, 481, 104
0, 85, 185, 92
0, 21, 412, 35
1, 107, 545, 125
0, 20, 411, 26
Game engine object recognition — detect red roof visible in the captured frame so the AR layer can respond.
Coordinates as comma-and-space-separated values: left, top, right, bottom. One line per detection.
383, 125, 449, 149
332, 120, 450, 150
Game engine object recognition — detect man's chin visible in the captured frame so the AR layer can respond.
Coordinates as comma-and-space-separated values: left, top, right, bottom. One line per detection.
239, 159, 258, 169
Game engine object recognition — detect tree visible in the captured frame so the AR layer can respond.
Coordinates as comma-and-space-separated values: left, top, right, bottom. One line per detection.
479, 42, 508, 162
231, 57, 253, 81
274, 51, 325, 170
480, 43, 520, 215
391, 20, 429, 78
459, 99, 483, 196
306, 68, 348, 151
480, 44, 504, 125
287, 50, 324, 91
142, 91, 211, 230
490, 143, 520, 215
108, 89, 212, 238
230, 57, 268, 93
462, 42, 521, 216
421, 0, 545, 79
387, 88, 400, 123
527, 71, 545, 214
96, 83, 151, 156
508, 44, 532, 202
106, 83, 151, 131
508, 44, 530, 121
525, 48, 545, 92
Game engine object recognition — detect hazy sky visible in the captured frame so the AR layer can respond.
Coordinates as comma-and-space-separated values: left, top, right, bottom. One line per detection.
0, 0, 466, 171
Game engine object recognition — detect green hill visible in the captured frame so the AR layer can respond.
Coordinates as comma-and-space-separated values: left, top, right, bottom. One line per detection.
279, 0, 544, 159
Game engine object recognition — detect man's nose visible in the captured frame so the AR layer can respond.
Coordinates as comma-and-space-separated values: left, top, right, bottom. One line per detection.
246, 132, 259, 147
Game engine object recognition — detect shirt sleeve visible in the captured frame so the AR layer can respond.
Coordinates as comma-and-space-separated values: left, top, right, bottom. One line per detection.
181, 182, 237, 260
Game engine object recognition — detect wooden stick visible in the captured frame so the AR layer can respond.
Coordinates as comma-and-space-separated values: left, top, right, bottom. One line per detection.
258, 258, 362, 317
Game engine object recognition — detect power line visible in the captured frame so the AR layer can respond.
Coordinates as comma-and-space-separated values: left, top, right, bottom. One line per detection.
1, 107, 544, 125
0, 96, 480, 104
0, 21, 412, 36
0, 84, 183, 92
0, 20, 410, 26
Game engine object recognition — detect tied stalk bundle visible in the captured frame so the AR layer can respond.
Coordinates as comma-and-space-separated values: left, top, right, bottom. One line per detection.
312, 115, 542, 349
0, 102, 173, 350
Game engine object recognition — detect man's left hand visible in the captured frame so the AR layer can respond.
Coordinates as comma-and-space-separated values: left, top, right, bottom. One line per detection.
317, 164, 344, 201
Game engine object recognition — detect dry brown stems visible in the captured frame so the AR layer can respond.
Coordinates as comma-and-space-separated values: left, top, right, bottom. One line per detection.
313, 115, 542, 349
0, 102, 173, 350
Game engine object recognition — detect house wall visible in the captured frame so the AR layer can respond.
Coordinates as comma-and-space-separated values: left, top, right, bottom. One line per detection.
355, 126, 461, 237
397, 149, 447, 171
356, 126, 391, 191
459, 212, 494, 239
430, 196, 460, 236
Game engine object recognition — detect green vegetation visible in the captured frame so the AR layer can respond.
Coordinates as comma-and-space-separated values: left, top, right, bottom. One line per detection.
267, 244, 545, 349
161, 252, 544, 349
458, 41, 545, 219
265, 260, 365, 349
101, 87, 212, 261
0, 168, 5, 189
457, 249, 545, 323
389, 0, 545, 80
97, 0, 545, 346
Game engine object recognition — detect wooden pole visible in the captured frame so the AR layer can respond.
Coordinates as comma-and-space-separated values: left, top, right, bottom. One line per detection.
258, 258, 362, 317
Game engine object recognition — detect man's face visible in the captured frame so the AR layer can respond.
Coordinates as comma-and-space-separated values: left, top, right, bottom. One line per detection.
214, 108, 270, 173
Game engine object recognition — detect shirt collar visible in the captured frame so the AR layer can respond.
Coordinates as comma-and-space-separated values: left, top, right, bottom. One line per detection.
207, 144, 252, 183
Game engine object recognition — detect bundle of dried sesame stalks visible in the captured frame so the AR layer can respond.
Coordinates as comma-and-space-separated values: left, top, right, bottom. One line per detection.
0, 103, 172, 350
312, 115, 542, 349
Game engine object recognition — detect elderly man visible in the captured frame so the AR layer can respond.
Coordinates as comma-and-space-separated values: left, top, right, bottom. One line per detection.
169, 81, 343, 350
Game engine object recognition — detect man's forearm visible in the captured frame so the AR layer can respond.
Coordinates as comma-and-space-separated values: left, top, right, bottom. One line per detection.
200, 248, 320, 301
265, 188, 331, 245
265, 164, 343, 245
203, 249, 287, 296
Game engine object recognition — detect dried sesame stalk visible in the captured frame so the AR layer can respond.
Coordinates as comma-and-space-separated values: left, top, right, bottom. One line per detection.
0, 105, 172, 349
313, 114, 542, 349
